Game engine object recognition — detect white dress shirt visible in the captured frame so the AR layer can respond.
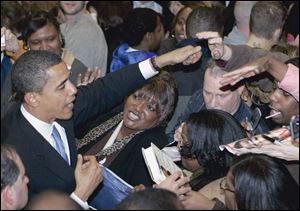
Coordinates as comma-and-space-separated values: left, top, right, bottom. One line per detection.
19, 58, 158, 209
21, 105, 71, 164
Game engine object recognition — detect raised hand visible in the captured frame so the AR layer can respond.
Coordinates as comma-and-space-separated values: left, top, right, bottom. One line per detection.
77, 66, 102, 87
219, 56, 271, 86
196, 31, 225, 60
155, 45, 202, 68
74, 154, 103, 201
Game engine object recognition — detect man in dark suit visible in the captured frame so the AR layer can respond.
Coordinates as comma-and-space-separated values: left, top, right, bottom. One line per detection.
1, 46, 201, 207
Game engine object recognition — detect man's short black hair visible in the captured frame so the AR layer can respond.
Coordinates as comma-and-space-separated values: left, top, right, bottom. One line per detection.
11, 50, 62, 102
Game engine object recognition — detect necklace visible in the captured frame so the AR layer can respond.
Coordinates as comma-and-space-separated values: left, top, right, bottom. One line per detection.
77, 112, 124, 149
95, 130, 142, 160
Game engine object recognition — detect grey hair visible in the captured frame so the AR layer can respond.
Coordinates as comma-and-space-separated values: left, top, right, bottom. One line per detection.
205, 59, 227, 78
1, 144, 19, 191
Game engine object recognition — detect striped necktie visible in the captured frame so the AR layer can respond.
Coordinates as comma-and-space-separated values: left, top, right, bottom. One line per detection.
51, 126, 68, 162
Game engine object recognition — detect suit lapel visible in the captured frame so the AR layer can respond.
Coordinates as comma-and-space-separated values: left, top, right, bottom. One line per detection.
17, 111, 75, 182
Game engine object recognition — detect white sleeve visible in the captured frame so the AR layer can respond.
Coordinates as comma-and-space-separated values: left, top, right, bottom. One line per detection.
139, 58, 159, 79
70, 192, 90, 210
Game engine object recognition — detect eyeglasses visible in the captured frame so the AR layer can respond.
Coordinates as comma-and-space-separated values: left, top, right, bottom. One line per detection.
179, 143, 196, 159
176, 132, 195, 159
219, 177, 235, 193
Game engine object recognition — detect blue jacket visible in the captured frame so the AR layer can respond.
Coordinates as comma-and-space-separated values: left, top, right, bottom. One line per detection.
110, 43, 155, 73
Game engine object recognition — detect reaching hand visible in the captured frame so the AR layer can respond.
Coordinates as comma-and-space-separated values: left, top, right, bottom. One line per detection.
77, 67, 102, 87
196, 31, 225, 60
155, 45, 202, 68
219, 56, 271, 86
74, 154, 103, 201
154, 171, 191, 196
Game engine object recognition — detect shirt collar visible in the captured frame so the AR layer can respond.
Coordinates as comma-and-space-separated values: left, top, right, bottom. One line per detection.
20, 104, 54, 140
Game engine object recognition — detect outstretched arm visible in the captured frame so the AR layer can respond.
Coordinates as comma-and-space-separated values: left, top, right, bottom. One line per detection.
219, 56, 299, 102
219, 56, 288, 86
154, 45, 202, 67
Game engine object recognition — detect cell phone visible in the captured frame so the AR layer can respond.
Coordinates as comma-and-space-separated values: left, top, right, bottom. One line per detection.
290, 115, 299, 139
1, 34, 5, 47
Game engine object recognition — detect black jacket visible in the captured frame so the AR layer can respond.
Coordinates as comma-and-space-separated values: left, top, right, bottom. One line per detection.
1, 63, 148, 197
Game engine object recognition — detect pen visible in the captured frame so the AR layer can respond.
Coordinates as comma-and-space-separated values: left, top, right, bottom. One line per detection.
261, 134, 281, 145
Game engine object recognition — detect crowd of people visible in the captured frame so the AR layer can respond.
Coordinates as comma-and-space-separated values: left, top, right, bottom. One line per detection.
1, 1, 299, 210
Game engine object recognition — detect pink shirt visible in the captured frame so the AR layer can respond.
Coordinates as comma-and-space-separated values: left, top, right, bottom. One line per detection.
278, 63, 299, 102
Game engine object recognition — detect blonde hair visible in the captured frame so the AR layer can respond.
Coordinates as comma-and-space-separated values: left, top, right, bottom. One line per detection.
271, 43, 299, 58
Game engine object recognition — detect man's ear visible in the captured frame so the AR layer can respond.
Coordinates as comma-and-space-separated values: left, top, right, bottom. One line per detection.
237, 84, 245, 95
145, 32, 154, 43
2, 185, 16, 209
24, 92, 40, 107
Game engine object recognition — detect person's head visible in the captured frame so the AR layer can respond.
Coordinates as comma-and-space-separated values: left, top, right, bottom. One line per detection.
1, 144, 29, 210
168, 1, 185, 16
59, 1, 87, 16
25, 190, 82, 210
171, 6, 193, 42
87, 1, 132, 30
22, 11, 63, 56
11, 50, 77, 123
269, 87, 299, 125
123, 71, 177, 133
186, 6, 224, 38
250, 1, 287, 43
116, 188, 184, 210
122, 8, 164, 51
178, 109, 246, 175
269, 58, 299, 125
224, 154, 299, 210
203, 60, 244, 115
1, 1, 28, 37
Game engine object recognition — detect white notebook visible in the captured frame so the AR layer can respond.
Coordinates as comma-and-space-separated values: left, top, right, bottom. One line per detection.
142, 143, 183, 184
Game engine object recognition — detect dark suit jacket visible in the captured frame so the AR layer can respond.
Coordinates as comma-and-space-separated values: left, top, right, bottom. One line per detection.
109, 126, 168, 187
1, 63, 148, 197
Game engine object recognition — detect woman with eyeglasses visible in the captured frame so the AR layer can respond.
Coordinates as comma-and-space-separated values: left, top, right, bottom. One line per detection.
174, 109, 247, 191
182, 154, 299, 210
